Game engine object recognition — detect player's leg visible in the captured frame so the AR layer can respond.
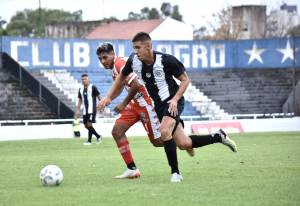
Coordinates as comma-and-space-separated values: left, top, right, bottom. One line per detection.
113, 106, 141, 179
88, 113, 102, 143
159, 115, 182, 182
82, 114, 92, 145
173, 124, 237, 152
140, 104, 163, 147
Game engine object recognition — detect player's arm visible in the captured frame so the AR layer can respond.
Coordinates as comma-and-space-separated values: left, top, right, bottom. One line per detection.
93, 86, 102, 101
165, 55, 190, 116
173, 72, 190, 102
97, 74, 126, 111
114, 78, 141, 113
76, 95, 82, 117
168, 72, 190, 116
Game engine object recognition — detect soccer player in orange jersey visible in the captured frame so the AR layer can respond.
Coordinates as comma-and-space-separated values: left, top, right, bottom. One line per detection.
96, 43, 164, 179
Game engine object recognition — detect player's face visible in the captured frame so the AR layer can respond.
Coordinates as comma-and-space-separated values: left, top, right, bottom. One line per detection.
133, 41, 152, 62
98, 51, 114, 69
81, 76, 89, 87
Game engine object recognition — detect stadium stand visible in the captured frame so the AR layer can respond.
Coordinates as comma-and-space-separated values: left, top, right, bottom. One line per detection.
283, 80, 300, 116
187, 68, 300, 114
0, 68, 57, 120
30, 69, 77, 111
1, 53, 74, 120
35, 67, 202, 117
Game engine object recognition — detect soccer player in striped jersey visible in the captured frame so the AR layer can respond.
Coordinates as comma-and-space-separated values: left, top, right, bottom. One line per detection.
99, 33, 237, 183
76, 74, 102, 145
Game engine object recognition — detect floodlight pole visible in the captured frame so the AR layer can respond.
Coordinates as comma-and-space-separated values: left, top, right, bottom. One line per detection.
38, 0, 42, 37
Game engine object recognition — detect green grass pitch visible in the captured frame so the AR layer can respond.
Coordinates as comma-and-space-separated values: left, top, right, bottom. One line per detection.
0, 132, 299, 206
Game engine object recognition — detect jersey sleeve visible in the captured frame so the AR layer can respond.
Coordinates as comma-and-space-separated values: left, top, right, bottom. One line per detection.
78, 88, 82, 99
126, 72, 138, 86
114, 57, 127, 74
121, 54, 134, 76
92, 85, 100, 97
164, 54, 186, 78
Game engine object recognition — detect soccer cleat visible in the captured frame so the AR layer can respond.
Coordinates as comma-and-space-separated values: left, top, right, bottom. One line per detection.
114, 168, 141, 179
217, 129, 237, 152
170, 173, 183, 183
96, 136, 102, 144
83, 141, 92, 146
186, 148, 195, 157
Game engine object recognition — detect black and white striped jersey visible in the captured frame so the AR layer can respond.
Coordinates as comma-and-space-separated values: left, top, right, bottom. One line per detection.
122, 51, 185, 106
78, 84, 100, 115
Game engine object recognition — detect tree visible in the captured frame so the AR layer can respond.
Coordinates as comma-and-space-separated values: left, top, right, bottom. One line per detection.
193, 26, 209, 40
0, 16, 7, 35
128, 11, 142, 20
6, 9, 82, 37
148, 8, 160, 19
127, 2, 183, 21
288, 25, 300, 37
128, 7, 160, 20
171, 5, 182, 21
161, 2, 172, 17
196, 7, 241, 40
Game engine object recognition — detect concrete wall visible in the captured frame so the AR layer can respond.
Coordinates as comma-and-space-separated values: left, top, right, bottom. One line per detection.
45, 21, 102, 38
1, 118, 299, 141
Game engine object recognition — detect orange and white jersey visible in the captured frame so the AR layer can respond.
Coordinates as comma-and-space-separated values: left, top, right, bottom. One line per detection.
112, 57, 152, 107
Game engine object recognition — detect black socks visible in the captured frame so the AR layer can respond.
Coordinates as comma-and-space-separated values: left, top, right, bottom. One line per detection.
189, 134, 222, 148
87, 127, 100, 142
127, 162, 137, 170
163, 139, 179, 174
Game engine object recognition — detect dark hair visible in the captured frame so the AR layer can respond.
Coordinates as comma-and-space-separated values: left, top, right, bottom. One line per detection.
132, 32, 152, 42
81, 73, 88, 78
96, 43, 114, 55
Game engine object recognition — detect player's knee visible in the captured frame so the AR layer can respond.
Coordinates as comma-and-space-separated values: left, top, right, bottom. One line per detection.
111, 127, 124, 139
151, 139, 163, 147
177, 141, 190, 150
160, 127, 172, 139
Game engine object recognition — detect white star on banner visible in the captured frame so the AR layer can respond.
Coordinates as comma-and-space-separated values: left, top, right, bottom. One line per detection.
277, 40, 298, 63
244, 42, 266, 64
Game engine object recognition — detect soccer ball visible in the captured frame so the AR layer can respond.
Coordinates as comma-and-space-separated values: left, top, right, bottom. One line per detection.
39, 165, 63, 186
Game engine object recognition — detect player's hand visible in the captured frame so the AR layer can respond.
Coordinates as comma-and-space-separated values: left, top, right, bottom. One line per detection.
114, 103, 126, 113
97, 97, 112, 112
167, 98, 178, 117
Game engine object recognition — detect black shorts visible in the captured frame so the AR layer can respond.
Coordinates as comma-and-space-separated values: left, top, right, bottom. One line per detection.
83, 113, 96, 124
155, 97, 185, 134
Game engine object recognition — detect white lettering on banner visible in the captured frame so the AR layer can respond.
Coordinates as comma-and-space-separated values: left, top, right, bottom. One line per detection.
73, 43, 90, 67
10, 41, 29, 67
174, 44, 190, 68
117, 44, 125, 57
210, 44, 225, 68
32, 42, 50, 66
192, 44, 208, 68
53, 42, 71, 67
156, 44, 172, 54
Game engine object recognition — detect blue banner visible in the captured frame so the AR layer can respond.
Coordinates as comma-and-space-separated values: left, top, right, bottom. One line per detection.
1, 36, 299, 70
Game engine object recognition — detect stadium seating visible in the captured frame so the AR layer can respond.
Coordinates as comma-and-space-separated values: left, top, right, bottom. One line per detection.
40, 67, 202, 116
187, 68, 300, 114
0, 68, 57, 120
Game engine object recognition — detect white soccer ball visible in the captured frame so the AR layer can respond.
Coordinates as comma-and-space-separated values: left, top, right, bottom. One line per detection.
39, 165, 63, 186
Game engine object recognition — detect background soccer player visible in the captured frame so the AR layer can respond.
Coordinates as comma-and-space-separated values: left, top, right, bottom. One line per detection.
76, 74, 102, 145
99, 32, 237, 182
96, 43, 163, 179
